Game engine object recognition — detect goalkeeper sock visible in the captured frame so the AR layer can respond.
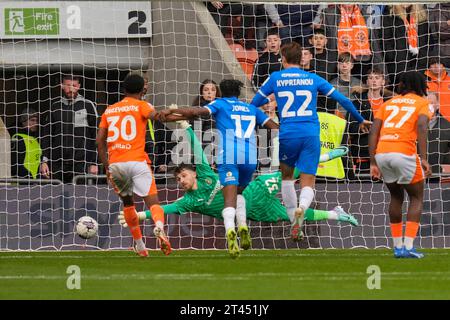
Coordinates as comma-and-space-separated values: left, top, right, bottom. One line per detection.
299, 187, 314, 212
282, 180, 297, 223
404, 221, 419, 250
304, 208, 330, 221
390, 222, 403, 249
236, 195, 247, 227
123, 205, 143, 241
150, 204, 165, 230
222, 207, 236, 233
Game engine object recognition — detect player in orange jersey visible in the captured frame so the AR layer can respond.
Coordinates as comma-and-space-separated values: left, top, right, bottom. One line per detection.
369, 71, 433, 259
97, 73, 172, 257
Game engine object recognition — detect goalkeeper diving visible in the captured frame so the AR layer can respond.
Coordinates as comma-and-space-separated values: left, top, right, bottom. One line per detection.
119, 118, 358, 249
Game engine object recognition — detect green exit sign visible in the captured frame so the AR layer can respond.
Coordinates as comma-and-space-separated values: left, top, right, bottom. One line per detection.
5, 8, 59, 35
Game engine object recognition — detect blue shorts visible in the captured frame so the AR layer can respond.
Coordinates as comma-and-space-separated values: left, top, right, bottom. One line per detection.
217, 164, 256, 187
279, 136, 321, 175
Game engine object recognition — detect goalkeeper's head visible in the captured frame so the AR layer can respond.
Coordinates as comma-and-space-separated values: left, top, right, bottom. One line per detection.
174, 164, 197, 191
123, 73, 145, 96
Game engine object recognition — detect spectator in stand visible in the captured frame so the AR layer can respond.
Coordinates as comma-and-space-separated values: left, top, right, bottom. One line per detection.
192, 79, 221, 166
11, 108, 50, 179
228, 29, 259, 79
252, 27, 282, 89
309, 28, 338, 81
41, 75, 98, 184
329, 53, 363, 117
347, 67, 389, 174
207, 1, 256, 46
263, 4, 319, 46
300, 47, 314, 72
429, 3, 450, 67
425, 57, 450, 123
427, 91, 450, 176
381, 4, 437, 87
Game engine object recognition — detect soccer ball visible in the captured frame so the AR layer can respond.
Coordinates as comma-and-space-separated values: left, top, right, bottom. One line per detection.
76, 216, 98, 239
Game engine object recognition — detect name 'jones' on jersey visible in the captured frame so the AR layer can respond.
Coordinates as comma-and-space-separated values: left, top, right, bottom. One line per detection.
205, 97, 269, 165
261, 70, 335, 139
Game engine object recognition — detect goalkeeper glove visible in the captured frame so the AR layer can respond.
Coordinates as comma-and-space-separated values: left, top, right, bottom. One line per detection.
168, 104, 190, 129
118, 210, 147, 228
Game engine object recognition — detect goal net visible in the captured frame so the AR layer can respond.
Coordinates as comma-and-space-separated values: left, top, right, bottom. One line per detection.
1, 1, 449, 251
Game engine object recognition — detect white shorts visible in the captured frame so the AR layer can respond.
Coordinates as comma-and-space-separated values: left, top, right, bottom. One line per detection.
375, 153, 424, 184
108, 161, 157, 197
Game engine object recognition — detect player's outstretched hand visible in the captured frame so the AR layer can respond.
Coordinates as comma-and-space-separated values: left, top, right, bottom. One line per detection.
359, 120, 372, 134
168, 104, 191, 129
421, 159, 432, 178
118, 210, 147, 228
156, 109, 172, 122
370, 164, 382, 180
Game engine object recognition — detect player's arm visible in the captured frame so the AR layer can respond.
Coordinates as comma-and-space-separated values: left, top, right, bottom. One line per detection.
251, 75, 274, 107
417, 114, 431, 177
318, 78, 371, 133
156, 107, 210, 122
368, 118, 383, 179
96, 126, 109, 173
256, 107, 279, 130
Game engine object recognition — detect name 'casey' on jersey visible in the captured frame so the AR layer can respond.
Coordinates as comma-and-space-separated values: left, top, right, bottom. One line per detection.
205, 97, 269, 165
251, 67, 364, 140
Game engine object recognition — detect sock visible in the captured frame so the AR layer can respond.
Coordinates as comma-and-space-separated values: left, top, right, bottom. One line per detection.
222, 207, 236, 233
135, 239, 146, 252
150, 204, 165, 230
304, 208, 332, 221
282, 180, 297, 223
390, 222, 403, 249
236, 195, 247, 228
404, 221, 420, 250
123, 205, 142, 240
299, 186, 314, 212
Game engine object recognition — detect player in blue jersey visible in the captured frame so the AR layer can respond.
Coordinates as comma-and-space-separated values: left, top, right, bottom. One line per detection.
251, 42, 371, 241
161, 79, 279, 258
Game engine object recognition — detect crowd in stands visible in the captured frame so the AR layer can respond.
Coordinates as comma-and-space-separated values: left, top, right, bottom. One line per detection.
9, 2, 450, 182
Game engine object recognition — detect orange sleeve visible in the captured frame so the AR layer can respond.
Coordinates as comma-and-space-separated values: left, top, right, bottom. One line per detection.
141, 101, 155, 119
427, 81, 438, 93
99, 112, 108, 128
418, 101, 433, 119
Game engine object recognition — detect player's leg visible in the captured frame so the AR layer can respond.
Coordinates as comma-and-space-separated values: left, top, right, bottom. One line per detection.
304, 206, 359, 226
136, 163, 172, 255
109, 162, 148, 257
218, 164, 240, 259
292, 136, 321, 241
402, 181, 424, 258
385, 182, 405, 258
235, 164, 256, 250
279, 139, 300, 239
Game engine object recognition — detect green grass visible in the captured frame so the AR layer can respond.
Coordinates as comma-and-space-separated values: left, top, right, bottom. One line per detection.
1, 249, 449, 300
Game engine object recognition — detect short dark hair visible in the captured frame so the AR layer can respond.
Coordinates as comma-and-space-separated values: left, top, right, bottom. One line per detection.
312, 28, 326, 37
173, 163, 196, 178
281, 42, 302, 65
428, 57, 443, 68
219, 79, 243, 98
367, 66, 385, 77
62, 74, 81, 83
20, 108, 38, 124
267, 27, 280, 38
338, 52, 353, 63
397, 71, 427, 97
123, 73, 145, 94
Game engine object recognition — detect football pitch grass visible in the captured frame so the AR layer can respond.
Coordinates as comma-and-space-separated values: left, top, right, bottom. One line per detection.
1, 249, 449, 300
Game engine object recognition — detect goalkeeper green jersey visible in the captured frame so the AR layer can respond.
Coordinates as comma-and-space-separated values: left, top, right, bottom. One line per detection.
162, 127, 288, 222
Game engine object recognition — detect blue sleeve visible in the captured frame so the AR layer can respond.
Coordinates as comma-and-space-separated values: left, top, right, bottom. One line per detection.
205, 100, 220, 115
329, 90, 365, 123
255, 107, 269, 126
251, 76, 273, 107
316, 75, 364, 123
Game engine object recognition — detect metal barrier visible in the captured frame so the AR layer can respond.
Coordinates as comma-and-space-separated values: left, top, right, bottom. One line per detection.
0, 178, 63, 185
